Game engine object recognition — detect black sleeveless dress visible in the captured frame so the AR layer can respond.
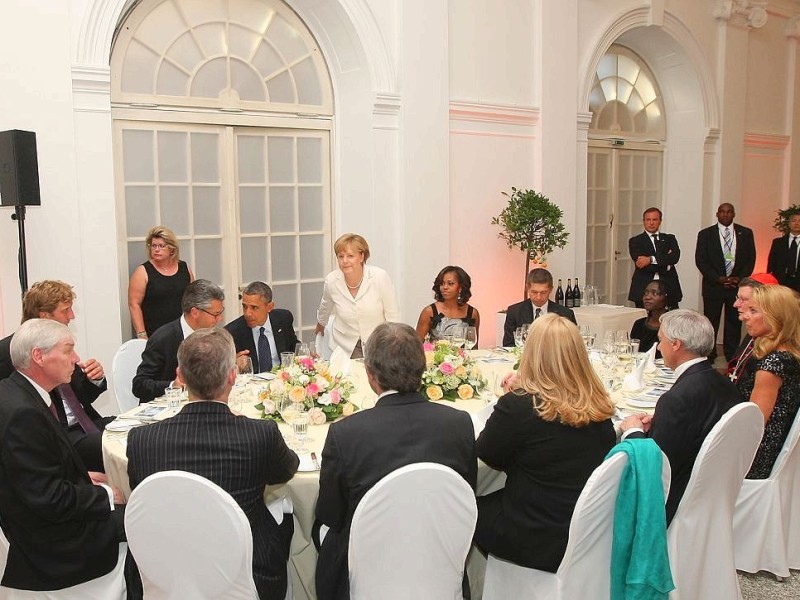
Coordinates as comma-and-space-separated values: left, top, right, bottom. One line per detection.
429, 304, 476, 340
140, 260, 191, 336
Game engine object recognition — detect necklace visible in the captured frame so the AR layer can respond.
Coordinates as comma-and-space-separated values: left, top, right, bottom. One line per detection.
729, 338, 754, 382
346, 274, 364, 290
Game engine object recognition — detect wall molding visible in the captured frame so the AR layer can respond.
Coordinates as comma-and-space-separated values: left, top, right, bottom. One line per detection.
71, 64, 112, 113
449, 100, 539, 140
743, 132, 790, 150
714, 0, 768, 29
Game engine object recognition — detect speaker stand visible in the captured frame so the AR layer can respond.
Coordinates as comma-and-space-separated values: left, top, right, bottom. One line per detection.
11, 204, 28, 294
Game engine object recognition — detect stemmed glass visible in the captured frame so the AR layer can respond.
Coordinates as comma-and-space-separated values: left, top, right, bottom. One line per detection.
279, 395, 308, 452
451, 325, 466, 349
514, 326, 528, 349
464, 327, 478, 356
236, 355, 253, 386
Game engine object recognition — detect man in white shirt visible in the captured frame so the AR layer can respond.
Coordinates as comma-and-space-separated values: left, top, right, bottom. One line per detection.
619, 310, 742, 523
0, 319, 124, 591
695, 203, 756, 361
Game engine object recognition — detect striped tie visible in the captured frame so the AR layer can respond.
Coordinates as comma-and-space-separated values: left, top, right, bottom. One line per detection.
723, 227, 733, 276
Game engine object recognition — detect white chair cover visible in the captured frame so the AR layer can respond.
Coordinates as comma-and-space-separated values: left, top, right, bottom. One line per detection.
733, 405, 800, 577
125, 470, 258, 600
315, 315, 336, 361
348, 462, 477, 600
482, 450, 671, 600
666, 402, 763, 600
111, 338, 147, 413
0, 541, 126, 600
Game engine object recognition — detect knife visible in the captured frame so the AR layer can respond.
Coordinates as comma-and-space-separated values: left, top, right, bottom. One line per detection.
310, 452, 320, 470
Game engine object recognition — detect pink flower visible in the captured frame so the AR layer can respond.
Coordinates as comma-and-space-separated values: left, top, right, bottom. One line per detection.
329, 388, 342, 405
308, 407, 327, 425
423, 342, 435, 352
280, 370, 291, 382
299, 356, 315, 370
306, 382, 320, 396
439, 362, 455, 375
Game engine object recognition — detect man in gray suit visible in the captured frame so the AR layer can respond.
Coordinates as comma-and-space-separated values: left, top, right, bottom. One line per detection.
127, 328, 299, 600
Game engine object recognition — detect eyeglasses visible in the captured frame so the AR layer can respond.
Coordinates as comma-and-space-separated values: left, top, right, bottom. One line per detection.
197, 307, 224, 318
148, 243, 169, 250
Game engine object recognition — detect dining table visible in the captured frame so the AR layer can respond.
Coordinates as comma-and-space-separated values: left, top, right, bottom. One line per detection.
102, 349, 671, 600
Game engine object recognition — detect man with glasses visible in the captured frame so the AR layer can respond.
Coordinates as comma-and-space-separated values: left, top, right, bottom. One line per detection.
132, 279, 225, 403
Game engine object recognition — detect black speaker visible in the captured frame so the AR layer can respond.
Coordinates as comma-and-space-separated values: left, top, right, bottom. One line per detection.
0, 130, 41, 207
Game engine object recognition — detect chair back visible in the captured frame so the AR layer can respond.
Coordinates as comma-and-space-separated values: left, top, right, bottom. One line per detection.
667, 402, 763, 600
315, 315, 336, 360
125, 471, 258, 600
111, 339, 146, 413
348, 462, 477, 600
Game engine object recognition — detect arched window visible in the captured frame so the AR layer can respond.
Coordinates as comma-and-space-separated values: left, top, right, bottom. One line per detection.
586, 45, 665, 305
111, 0, 333, 339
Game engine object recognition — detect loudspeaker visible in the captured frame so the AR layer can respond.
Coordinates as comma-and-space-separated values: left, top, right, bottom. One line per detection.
0, 130, 41, 207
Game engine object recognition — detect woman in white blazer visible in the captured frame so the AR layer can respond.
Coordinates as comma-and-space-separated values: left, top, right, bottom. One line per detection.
316, 234, 401, 358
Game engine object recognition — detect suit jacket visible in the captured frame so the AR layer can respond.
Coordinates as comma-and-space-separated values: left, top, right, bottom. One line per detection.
316, 265, 401, 355
132, 318, 184, 403
502, 300, 577, 346
626, 361, 743, 522
695, 223, 756, 299
127, 401, 299, 600
628, 231, 683, 303
225, 310, 299, 372
476, 393, 615, 571
767, 235, 800, 290
0, 372, 118, 590
315, 392, 477, 600
0, 333, 107, 428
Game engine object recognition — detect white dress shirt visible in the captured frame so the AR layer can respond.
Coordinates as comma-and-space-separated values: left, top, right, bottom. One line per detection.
250, 316, 279, 367
718, 222, 737, 265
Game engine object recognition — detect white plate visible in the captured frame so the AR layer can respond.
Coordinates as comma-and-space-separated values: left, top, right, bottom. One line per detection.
254, 372, 276, 381
105, 419, 144, 432
626, 398, 659, 409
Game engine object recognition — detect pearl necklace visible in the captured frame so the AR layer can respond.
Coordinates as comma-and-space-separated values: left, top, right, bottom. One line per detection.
346, 274, 364, 290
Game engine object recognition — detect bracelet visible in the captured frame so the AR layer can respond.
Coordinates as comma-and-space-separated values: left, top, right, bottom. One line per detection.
136, 331, 147, 338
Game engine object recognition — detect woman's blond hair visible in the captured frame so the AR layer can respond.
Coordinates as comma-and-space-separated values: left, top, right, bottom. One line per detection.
145, 225, 179, 259
515, 313, 615, 427
750, 285, 800, 361
333, 233, 370, 262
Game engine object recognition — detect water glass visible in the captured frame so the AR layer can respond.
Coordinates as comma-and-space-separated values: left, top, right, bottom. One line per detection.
280, 352, 295, 368
164, 385, 182, 409
629, 338, 641, 355
295, 342, 310, 358
279, 396, 306, 451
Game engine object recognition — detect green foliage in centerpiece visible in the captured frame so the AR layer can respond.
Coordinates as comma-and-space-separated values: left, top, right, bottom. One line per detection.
421, 340, 486, 401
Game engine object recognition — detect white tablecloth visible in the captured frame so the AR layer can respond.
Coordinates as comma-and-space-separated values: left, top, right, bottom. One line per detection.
573, 304, 646, 346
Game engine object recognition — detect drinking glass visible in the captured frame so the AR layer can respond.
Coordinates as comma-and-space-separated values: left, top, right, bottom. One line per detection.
279, 396, 307, 452
602, 331, 616, 354
280, 352, 295, 368
629, 338, 641, 355
236, 355, 253, 386
464, 327, 478, 352
451, 325, 466, 349
164, 385, 182, 409
295, 342, 310, 358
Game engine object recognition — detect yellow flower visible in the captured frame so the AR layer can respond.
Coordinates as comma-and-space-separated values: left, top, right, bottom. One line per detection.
457, 384, 474, 400
341, 402, 355, 417
426, 385, 444, 400
288, 385, 306, 403
454, 365, 467, 378
425, 351, 435, 367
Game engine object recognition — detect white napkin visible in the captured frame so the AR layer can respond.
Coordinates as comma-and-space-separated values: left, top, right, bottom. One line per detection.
329, 346, 351, 376
470, 400, 497, 437
622, 352, 648, 392
644, 343, 658, 374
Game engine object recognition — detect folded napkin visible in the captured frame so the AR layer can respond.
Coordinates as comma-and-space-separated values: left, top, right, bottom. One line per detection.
622, 352, 648, 392
644, 344, 658, 374
329, 346, 351, 376
470, 399, 497, 437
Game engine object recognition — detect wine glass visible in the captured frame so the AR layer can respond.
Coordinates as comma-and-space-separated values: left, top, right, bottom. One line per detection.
279, 396, 307, 452
295, 342, 310, 358
464, 327, 478, 354
602, 331, 616, 354
236, 355, 253, 386
451, 325, 466, 349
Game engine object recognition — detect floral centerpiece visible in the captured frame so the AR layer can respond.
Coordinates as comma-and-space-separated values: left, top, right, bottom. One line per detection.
421, 340, 486, 401
255, 355, 357, 423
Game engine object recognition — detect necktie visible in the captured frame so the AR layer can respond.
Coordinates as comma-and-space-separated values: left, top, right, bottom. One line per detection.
57, 384, 99, 434
790, 236, 799, 277
534, 308, 542, 320
651, 234, 659, 252
723, 227, 733, 276
258, 327, 272, 373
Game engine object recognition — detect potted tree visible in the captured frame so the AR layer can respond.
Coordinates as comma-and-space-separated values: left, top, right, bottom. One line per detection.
774, 204, 800, 234
492, 187, 569, 298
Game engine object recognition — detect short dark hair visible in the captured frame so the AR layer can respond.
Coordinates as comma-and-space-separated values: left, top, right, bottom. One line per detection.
643, 207, 663, 219
177, 328, 236, 399
432, 266, 473, 305
242, 281, 273, 303
181, 279, 225, 314
363, 322, 426, 393
526, 268, 553, 288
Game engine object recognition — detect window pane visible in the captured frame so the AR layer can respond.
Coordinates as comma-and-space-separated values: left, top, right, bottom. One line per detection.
194, 238, 223, 284
293, 57, 322, 105
128, 241, 145, 276
269, 186, 295, 232
191, 133, 219, 182
271, 236, 296, 281
158, 132, 188, 182
266, 70, 295, 104
301, 281, 324, 328
125, 186, 157, 237
297, 137, 321, 183
300, 235, 324, 279
193, 187, 221, 235
299, 186, 323, 230
156, 61, 190, 96
239, 187, 268, 234
160, 186, 189, 234
267, 15, 308, 63
267, 137, 294, 183
238, 136, 265, 183
241, 237, 269, 283
272, 283, 298, 319
231, 58, 266, 102
191, 57, 227, 98
123, 130, 154, 182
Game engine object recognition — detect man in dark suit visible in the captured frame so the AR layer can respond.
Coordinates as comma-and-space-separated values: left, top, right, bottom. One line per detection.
225, 281, 299, 373
127, 328, 298, 600
502, 268, 577, 346
314, 322, 477, 600
132, 279, 225, 403
620, 310, 742, 523
695, 203, 756, 361
628, 207, 683, 307
767, 212, 800, 292
0, 319, 124, 591
0, 280, 112, 471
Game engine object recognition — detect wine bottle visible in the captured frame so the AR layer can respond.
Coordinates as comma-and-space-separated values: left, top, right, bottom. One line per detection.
555, 279, 564, 305
565, 279, 574, 308
573, 278, 582, 307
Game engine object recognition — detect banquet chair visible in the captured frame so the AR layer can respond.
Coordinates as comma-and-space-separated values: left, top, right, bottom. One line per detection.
111, 338, 147, 413
125, 470, 259, 600
315, 315, 335, 360
482, 449, 670, 600
666, 402, 763, 600
348, 462, 477, 600
732, 405, 800, 579
0, 526, 126, 600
